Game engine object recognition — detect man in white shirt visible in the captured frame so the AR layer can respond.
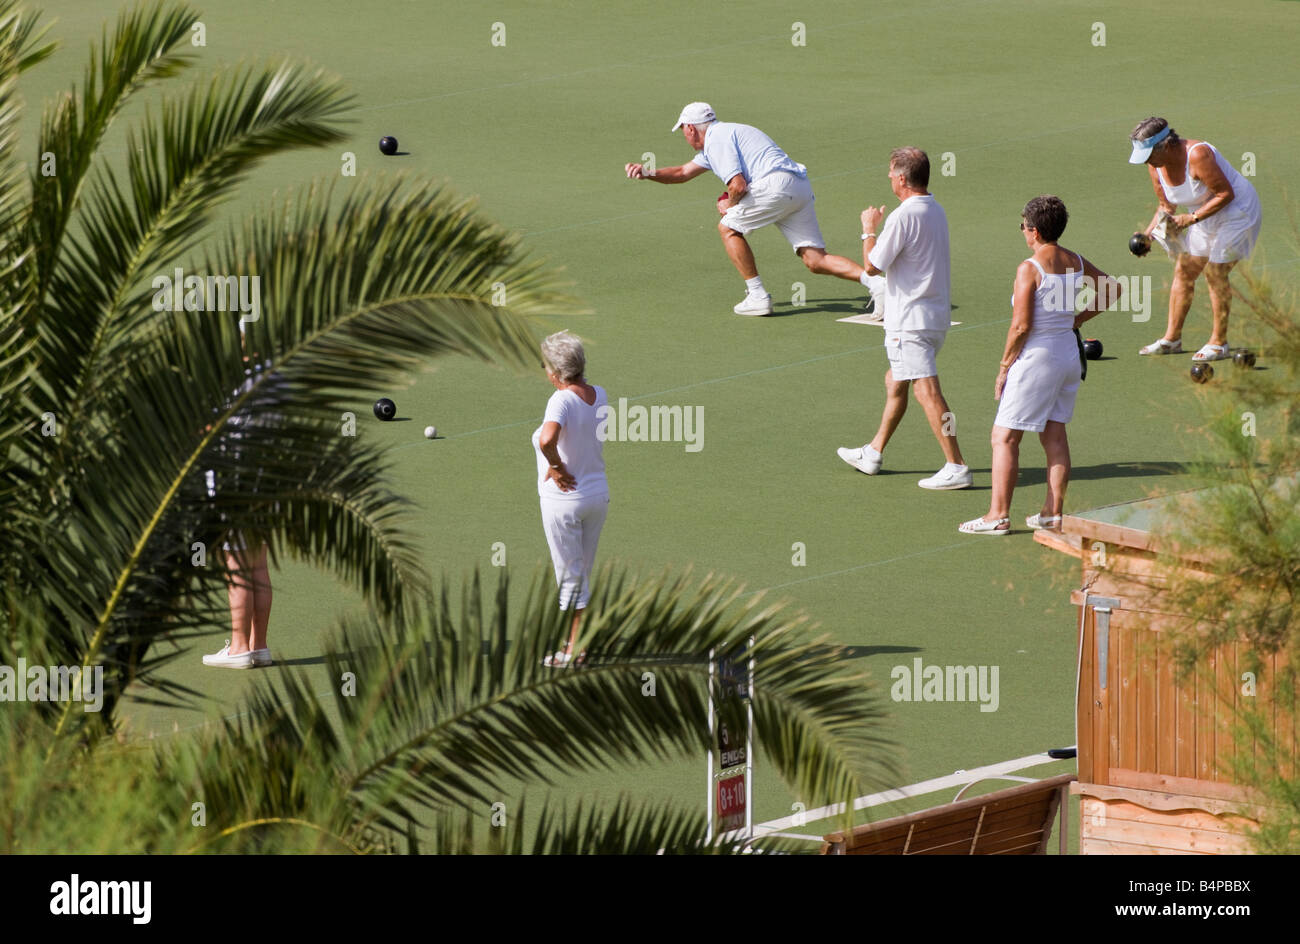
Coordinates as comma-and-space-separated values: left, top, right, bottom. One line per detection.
836, 147, 971, 490
625, 102, 869, 316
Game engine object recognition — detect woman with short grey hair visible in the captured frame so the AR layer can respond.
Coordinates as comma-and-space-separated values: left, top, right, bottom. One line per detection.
532, 331, 610, 666
540, 331, 586, 383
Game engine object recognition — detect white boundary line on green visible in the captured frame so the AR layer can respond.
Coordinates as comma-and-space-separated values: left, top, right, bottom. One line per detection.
736, 747, 1074, 843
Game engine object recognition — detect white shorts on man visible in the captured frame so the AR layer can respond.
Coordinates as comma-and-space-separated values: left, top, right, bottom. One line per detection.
533, 386, 610, 609
718, 171, 825, 249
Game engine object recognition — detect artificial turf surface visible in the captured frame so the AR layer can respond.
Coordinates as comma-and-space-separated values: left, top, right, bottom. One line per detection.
25, 0, 1300, 847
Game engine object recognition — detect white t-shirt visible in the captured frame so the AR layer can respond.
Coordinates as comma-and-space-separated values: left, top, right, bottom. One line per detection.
867, 194, 952, 332
690, 122, 807, 186
532, 386, 609, 500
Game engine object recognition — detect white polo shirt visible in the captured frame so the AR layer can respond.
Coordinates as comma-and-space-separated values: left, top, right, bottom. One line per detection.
690, 122, 807, 185
867, 194, 951, 332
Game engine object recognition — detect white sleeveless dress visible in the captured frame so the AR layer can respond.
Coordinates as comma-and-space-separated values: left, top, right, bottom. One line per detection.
1159, 142, 1261, 263
994, 256, 1084, 433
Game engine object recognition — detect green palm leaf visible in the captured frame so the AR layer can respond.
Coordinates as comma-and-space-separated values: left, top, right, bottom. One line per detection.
3, 1, 895, 855
166, 568, 894, 851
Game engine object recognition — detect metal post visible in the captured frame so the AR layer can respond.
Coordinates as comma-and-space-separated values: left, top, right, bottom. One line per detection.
706, 647, 715, 844
745, 635, 754, 840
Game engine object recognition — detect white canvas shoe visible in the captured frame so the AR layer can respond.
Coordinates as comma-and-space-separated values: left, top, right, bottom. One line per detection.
733, 293, 773, 316
919, 464, 973, 490
836, 444, 882, 475
202, 641, 255, 669
251, 648, 273, 667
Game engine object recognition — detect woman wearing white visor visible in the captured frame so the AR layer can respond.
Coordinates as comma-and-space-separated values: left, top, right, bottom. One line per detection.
1129, 117, 1261, 362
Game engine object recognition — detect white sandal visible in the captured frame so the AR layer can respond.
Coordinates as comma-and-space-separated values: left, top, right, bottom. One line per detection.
958, 515, 1010, 535
1025, 513, 1062, 531
542, 649, 587, 668
1138, 337, 1182, 356
1191, 342, 1230, 362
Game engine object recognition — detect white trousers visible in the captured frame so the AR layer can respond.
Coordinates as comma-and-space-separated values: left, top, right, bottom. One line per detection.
540, 492, 609, 610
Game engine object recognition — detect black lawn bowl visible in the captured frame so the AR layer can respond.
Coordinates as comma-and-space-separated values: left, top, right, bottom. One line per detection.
1129, 232, 1151, 257
374, 397, 397, 420
1190, 363, 1214, 384
1233, 350, 1257, 369
1082, 338, 1103, 360
379, 136, 399, 156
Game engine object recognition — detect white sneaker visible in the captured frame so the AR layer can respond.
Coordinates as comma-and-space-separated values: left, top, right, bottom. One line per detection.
733, 293, 773, 316
919, 464, 972, 490
836, 444, 882, 475
202, 641, 255, 669
251, 648, 273, 667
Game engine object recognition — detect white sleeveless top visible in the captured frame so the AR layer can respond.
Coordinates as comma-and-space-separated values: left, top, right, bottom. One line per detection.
1159, 142, 1261, 226
1012, 254, 1083, 341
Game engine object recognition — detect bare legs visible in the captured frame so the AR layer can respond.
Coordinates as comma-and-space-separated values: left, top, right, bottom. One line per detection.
719, 224, 759, 279
870, 371, 964, 465
716, 223, 865, 283
1204, 260, 1237, 347
796, 246, 865, 282
987, 425, 1024, 521
912, 376, 964, 465
1039, 421, 1071, 518
869, 369, 910, 454
563, 608, 583, 658
983, 420, 1070, 522
1162, 253, 1236, 348
225, 544, 271, 655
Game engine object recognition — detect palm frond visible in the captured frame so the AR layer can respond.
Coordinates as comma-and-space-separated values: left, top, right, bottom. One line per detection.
28, 0, 197, 305
190, 568, 894, 841
211, 176, 570, 394
37, 61, 352, 430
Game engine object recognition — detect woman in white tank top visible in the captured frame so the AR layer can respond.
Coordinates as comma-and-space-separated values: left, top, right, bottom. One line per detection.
959, 196, 1123, 535
1129, 117, 1262, 362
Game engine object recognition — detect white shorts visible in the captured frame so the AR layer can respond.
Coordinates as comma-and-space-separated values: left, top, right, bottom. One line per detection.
719, 172, 825, 250
1183, 210, 1261, 264
884, 329, 946, 382
540, 492, 609, 610
994, 336, 1081, 432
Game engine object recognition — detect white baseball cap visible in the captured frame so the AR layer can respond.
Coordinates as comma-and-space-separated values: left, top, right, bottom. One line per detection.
672, 102, 716, 132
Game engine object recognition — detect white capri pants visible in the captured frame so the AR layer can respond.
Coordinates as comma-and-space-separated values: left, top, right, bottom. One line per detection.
540, 492, 609, 610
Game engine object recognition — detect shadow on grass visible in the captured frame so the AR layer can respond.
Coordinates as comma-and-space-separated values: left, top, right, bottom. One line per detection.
839, 644, 923, 660
269, 655, 331, 667
796, 298, 964, 316
1018, 459, 1188, 487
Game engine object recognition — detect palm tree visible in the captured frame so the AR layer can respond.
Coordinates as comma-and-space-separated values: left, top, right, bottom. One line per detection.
0, 1, 896, 853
